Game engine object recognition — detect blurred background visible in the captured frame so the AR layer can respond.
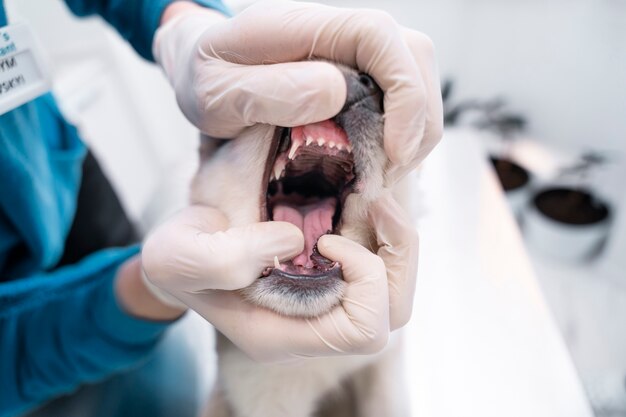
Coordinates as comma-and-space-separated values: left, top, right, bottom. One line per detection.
6, 0, 625, 415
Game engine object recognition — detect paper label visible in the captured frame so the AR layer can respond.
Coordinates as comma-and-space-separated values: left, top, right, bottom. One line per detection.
0, 23, 51, 115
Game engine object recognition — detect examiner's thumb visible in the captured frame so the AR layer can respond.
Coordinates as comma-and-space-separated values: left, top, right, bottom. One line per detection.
205, 221, 305, 290
316, 234, 387, 284
142, 206, 304, 293
199, 60, 347, 137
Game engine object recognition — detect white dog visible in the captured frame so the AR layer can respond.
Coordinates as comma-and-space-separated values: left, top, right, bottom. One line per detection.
192, 64, 409, 417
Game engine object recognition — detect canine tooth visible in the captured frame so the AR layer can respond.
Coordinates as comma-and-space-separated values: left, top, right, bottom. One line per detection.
273, 164, 283, 180
288, 143, 299, 159
305, 135, 314, 146
274, 256, 281, 269
328, 141, 336, 149
336, 143, 344, 151
317, 138, 326, 146
346, 145, 353, 153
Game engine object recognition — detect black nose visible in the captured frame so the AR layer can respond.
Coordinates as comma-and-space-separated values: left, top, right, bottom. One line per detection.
343, 71, 384, 113
358, 73, 377, 92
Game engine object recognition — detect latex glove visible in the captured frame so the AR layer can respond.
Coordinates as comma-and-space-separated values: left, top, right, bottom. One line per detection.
142, 206, 304, 304
369, 193, 420, 330
154, 0, 443, 184
142, 205, 391, 363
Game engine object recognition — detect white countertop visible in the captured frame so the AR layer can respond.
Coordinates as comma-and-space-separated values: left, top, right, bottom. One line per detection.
405, 128, 593, 417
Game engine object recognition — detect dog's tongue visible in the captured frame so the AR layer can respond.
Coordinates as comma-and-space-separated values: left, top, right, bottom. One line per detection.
273, 198, 336, 268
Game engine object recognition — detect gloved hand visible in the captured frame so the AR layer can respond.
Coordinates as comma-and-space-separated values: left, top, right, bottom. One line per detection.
154, 0, 443, 184
368, 193, 419, 330
141, 206, 304, 306
141, 200, 417, 363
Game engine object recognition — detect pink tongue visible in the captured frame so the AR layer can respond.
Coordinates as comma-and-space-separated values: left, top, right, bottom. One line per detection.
273, 198, 336, 268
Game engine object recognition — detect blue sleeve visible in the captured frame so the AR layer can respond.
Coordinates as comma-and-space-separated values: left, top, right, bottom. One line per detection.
0, 246, 175, 417
62, 0, 231, 61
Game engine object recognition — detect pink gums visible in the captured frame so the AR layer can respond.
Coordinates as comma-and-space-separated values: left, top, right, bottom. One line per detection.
291, 120, 350, 148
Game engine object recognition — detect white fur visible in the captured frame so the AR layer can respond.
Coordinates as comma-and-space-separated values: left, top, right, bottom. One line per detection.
206, 333, 403, 417
241, 276, 346, 318
191, 124, 272, 227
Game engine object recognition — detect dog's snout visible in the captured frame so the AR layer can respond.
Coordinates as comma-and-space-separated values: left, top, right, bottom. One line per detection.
342, 71, 384, 114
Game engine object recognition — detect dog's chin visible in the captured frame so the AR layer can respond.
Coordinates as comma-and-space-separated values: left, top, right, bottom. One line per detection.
241, 269, 346, 318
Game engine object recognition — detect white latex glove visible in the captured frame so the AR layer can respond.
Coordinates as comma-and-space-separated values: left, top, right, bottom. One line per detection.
154, 0, 443, 184
369, 193, 420, 330
142, 206, 303, 300
142, 205, 409, 363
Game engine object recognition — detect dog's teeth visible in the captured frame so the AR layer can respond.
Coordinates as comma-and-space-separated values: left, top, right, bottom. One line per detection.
305, 135, 314, 146
346, 144, 353, 153
336, 143, 344, 151
328, 141, 336, 149
274, 256, 281, 269
288, 143, 299, 159
273, 164, 283, 180
317, 138, 325, 146
273, 159, 287, 179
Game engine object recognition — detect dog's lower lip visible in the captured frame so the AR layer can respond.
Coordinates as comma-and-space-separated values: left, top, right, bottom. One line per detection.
262, 262, 343, 281
263, 252, 341, 278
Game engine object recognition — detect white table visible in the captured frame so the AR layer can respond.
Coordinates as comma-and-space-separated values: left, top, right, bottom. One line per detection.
405, 129, 593, 417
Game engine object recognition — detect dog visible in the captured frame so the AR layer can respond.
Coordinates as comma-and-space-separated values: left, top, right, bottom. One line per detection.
191, 63, 409, 417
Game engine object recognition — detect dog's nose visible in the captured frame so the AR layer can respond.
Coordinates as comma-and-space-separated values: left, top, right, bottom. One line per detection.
342, 71, 384, 114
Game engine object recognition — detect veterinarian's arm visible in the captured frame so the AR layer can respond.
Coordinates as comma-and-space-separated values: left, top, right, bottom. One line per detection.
60, 0, 230, 61
142, 202, 417, 363
0, 248, 183, 417
154, 1, 443, 180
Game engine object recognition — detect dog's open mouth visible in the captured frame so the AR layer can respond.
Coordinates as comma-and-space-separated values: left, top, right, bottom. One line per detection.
261, 119, 355, 282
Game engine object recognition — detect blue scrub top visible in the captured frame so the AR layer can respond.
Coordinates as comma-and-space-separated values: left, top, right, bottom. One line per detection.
0, 0, 229, 416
